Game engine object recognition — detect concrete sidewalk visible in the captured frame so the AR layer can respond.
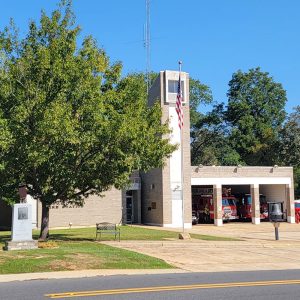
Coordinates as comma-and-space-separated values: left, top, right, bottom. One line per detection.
104, 222, 300, 272
0, 222, 299, 282
0, 269, 187, 283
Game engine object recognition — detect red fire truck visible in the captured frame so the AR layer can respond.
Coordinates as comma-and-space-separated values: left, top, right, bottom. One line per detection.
295, 200, 300, 223
236, 194, 268, 220
192, 188, 239, 223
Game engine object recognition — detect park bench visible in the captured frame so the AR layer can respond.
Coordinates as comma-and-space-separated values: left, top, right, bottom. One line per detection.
95, 222, 120, 242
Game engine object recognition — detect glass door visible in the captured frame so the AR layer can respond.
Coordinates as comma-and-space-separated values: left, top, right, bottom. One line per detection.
126, 191, 133, 224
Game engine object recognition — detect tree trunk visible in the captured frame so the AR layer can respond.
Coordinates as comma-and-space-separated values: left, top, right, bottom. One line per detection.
39, 202, 50, 241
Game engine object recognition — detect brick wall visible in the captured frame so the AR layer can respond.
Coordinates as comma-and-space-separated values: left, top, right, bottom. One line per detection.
36, 188, 122, 228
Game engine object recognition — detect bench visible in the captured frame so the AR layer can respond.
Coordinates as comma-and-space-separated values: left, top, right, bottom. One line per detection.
95, 222, 120, 242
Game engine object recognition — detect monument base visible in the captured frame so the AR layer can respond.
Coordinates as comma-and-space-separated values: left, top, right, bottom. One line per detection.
4, 240, 38, 251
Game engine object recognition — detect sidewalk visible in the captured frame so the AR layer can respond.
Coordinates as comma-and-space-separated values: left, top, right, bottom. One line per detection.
104, 222, 300, 272
0, 222, 299, 282
0, 269, 187, 283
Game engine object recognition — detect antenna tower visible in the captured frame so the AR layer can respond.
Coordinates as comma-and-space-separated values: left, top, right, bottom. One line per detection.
145, 0, 151, 93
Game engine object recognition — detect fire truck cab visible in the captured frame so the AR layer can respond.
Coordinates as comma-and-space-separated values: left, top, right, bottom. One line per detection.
192, 188, 239, 223
237, 194, 268, 220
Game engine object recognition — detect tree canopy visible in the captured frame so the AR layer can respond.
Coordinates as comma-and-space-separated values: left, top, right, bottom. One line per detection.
276, 106, 300, 197
0, 1, 175, 239
190, 67, 299, 197
191, 103, 242, 166
226, 67, 287, 165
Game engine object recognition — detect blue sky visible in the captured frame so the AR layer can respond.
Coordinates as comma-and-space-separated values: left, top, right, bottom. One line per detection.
1, 0, 299, 113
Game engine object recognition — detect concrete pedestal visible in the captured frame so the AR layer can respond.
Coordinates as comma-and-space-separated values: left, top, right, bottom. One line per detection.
4, 240, 38, 251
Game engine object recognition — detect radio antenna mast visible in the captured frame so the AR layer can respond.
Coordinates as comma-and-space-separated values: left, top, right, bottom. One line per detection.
144, 0, 151, 93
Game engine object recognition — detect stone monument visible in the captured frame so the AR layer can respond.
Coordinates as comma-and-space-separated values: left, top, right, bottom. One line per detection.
4, 185, 38, 250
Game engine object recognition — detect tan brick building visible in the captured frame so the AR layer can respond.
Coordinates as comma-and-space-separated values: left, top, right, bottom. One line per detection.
0, 70, 295, 230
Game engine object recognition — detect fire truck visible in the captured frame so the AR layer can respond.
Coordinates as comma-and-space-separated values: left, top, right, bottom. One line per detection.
192, 187, 239, 223
295, 199, 300, 223
236, 194, 268, 220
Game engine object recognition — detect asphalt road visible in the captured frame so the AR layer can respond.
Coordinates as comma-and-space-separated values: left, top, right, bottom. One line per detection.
1, 270, 300, 300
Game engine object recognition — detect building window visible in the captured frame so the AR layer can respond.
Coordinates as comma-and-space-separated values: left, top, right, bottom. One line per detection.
167, 80, 185, 102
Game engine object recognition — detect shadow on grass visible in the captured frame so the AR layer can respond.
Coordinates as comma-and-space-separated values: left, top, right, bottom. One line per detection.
46, 233, 95, 242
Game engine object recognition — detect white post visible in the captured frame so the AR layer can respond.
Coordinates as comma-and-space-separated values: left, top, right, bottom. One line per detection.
179, 61, 184, 233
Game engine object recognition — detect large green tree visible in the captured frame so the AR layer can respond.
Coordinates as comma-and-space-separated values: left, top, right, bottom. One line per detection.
226, 67, 287, 165
276, 106, 300, 197
189, 78, 213, 128
0, 1, 175, 240
191, 103, 242, 166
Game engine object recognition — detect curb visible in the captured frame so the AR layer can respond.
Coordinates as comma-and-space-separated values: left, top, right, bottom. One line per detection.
0, 269, 188, 283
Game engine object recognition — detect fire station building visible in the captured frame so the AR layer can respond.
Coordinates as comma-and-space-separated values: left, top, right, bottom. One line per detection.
0, 70, 295, 229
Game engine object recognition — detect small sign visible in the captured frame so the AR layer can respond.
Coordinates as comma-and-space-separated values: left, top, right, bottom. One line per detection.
18, 207, 28, 220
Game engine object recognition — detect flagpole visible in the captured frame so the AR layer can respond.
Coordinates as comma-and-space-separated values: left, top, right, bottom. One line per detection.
178, 61, 185, 234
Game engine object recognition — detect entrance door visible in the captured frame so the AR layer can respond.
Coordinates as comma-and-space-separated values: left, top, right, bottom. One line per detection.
126, 191, 133, 224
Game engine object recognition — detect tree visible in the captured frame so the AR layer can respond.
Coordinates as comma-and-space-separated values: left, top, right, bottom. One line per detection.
226, 67, 287, 165
188, 78, 225, 165
0, 1, 175, 240
276, 106, 300, 166
191, 103, 242, 166
276, 106, 300, 197
121, 72, 214, 166
189, 78, 213, 128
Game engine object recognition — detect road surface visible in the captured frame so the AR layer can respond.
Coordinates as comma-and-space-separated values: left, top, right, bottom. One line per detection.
1, 269, 300, 299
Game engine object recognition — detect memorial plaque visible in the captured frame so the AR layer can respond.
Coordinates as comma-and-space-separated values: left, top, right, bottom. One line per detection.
12, 203, 33, 242
18, 207, 28, 220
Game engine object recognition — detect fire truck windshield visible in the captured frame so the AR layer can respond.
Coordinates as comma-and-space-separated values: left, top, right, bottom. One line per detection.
222, 199, 236, 206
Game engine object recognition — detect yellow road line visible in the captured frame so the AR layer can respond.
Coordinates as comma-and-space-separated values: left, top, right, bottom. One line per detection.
45, 279, 300, 298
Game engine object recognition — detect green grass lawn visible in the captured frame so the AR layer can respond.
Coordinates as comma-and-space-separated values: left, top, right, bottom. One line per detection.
34, 226, 241, 242
0, 242, 173, 274
0, 226, 241, 274
0, 226, 179, 274
37, 226, 182, 242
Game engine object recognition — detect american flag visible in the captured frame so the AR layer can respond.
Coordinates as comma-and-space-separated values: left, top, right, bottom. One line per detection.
176, 74, 183, 130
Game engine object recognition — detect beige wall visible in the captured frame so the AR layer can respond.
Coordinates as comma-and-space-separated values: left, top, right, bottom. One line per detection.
141, 168, 164, 225
141, 73, 165, 225
260, 184, 286, 203
260, 184, 288, 214
37, 188, 122, 228
191, 166, 294, 179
